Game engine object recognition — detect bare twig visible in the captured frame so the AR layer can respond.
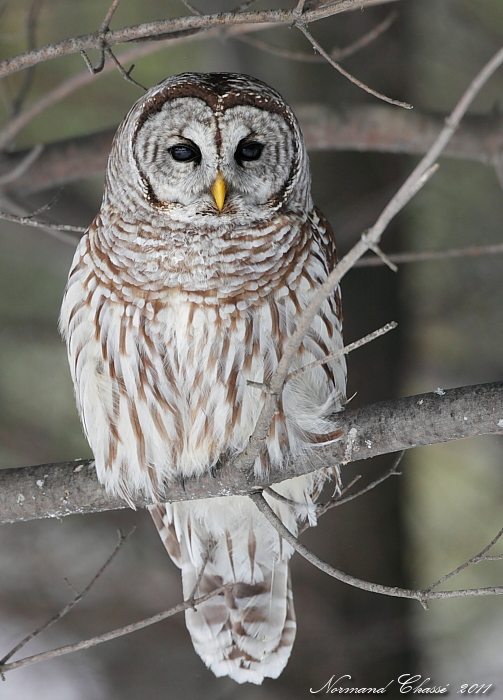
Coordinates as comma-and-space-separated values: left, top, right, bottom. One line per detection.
355, 243, 503, 267
9, 0, 44, 118
361, 234, 400, 271
296, 24, 412, 110
0, 195, 84, 245
80, 0, 125, 76
249, 491, 503, 605
104, 47, 146, 90
333, 10, 397, 61
286, 321, 397, 383
100, 0, 123, 32
297, 452, 403, 534
238, 11, 397, 63
424, 525, 503, 594
294, 0, 308, 18
264, 486, 299, 508
0, 583, 231, 675
180, 0, 203, 15
0, 528, 135, 666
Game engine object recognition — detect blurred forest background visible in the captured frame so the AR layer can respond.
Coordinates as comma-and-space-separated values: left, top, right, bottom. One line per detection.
1, 1, 503, 698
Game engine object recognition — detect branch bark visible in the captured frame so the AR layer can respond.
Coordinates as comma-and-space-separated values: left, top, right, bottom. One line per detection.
1, 382, 502, 525
2, 107, 502, 196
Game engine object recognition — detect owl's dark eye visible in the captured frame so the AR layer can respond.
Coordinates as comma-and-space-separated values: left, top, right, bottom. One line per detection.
235, 141, 263, 163
169, 143, 201, 164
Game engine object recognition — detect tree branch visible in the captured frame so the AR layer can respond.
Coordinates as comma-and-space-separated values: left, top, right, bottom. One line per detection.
1, 382, 502, 524
0, 1, 370, 80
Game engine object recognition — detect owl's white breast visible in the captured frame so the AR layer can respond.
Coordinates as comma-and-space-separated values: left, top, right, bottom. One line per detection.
61, 230, 344, 505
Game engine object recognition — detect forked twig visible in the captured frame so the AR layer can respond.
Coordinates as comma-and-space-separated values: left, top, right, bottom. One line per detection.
0, 528, 135, 666
315, 450, 404, 517
80, 0, 123, 76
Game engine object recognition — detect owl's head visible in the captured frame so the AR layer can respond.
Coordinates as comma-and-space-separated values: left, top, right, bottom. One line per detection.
107, 73, 312, 225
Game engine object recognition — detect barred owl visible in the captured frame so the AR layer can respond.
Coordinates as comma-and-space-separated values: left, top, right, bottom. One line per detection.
60, 73, 346, 684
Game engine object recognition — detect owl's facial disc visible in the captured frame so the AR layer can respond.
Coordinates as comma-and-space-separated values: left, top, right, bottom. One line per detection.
133, 96, 296, 218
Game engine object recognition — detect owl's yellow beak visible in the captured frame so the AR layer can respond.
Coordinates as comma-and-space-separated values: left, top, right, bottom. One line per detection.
211, 172, 226, 211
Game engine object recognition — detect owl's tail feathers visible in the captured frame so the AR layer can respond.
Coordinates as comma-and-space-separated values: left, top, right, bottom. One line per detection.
185, 562, 296, 684
150, 503, 296, 685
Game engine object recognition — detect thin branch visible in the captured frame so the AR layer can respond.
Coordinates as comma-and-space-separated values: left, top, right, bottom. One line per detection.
361, 234, 400, 271
296, 24, 412, 110
249, 491, 503, 604
0, 583, 231, 675
0, 528, 135, 666
294, 0, 308, 18
286, 321, 397, 383
1, 382, 502, 524
0, 1, 374, 80
0, 194, 83, 246
0, 210, 84, 234
100, 0, 123, 33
